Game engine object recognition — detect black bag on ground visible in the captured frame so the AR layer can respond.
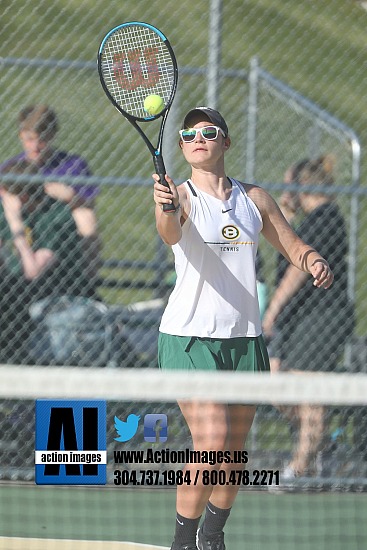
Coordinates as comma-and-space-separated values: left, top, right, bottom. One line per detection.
28, 296, 141, 367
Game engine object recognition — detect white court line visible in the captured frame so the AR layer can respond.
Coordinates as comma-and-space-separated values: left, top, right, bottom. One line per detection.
0, 537, 169, 550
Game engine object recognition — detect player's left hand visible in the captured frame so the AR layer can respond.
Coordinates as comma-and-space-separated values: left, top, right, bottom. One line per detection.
310, 259, 334, 289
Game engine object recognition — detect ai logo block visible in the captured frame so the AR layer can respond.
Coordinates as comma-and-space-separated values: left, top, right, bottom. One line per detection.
35, 400, 107, 485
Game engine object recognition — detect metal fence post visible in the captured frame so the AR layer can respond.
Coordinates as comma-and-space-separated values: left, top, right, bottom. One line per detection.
246, 56, 260, 184
207, 0, 223, 108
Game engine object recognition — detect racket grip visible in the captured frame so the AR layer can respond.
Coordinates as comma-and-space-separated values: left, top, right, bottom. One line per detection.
153, 155, 176, 213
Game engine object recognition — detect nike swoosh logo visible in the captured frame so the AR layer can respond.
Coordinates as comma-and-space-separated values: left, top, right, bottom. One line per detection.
176, 518, 184, 525
222, 208, 232, 213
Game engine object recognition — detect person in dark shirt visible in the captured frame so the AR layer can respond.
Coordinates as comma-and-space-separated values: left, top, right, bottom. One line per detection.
0, 160, 91, 364
0, 105, 101, 281
267, 158, 309, 372
263, 155, 355, 479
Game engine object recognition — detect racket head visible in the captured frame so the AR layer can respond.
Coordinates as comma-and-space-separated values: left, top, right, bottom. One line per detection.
98, 22, 178, 123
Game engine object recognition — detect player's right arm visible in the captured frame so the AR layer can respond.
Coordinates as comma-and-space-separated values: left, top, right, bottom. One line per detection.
153, 175, 189, 245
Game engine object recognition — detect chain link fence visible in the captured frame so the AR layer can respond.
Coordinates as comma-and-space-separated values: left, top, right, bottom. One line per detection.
0, 0, 367, 481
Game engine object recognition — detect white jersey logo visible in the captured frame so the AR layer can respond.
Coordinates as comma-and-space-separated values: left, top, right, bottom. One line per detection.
222, 225, 240, 240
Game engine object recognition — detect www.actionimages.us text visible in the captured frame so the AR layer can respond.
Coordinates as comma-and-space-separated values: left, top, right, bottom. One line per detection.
114, 448, 248, 466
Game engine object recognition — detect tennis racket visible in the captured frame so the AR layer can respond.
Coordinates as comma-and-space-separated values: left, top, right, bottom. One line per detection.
98, 21, 178, 212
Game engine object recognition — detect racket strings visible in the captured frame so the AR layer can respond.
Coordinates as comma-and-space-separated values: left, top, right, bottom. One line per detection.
100, 26, 175, 119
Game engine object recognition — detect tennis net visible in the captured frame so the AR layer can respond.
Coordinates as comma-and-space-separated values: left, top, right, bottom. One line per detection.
0, 365, 366, 550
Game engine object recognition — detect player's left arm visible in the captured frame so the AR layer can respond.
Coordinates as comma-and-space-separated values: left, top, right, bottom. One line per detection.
247, 185, 333, 336
247, 185, 333, 285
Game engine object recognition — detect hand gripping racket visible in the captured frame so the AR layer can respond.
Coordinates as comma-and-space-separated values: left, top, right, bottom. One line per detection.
98, 21, 179, 212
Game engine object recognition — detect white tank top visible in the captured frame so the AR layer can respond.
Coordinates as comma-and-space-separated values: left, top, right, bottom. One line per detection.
159, 178, 263, 338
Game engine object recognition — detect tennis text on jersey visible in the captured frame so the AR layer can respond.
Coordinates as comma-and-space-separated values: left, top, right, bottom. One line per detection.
205, 225, 256, 253
114, 448, 248, 466
220, 246, 239, 252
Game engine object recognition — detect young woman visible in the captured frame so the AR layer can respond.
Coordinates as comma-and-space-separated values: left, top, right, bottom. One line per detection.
153, 107, 333, 550
263, 156, 355, 479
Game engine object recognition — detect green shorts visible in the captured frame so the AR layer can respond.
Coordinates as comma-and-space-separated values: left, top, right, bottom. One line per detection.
158, 333, 270, 372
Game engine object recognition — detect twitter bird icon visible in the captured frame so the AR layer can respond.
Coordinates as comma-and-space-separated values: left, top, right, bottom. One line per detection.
114, 414, 141, 442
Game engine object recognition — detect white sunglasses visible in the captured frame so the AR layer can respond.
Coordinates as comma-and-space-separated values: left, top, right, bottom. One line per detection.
179, 125, 226, 143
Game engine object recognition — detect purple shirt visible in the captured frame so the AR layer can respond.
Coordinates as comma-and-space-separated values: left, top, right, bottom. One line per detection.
0, 150, 99, 202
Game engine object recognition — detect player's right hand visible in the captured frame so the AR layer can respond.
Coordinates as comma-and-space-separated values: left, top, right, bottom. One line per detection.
152, 173, 179, 209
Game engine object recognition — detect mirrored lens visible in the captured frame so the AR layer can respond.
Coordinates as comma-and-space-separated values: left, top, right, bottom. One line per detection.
181, 130, 197, 142
201, 126, 218, 140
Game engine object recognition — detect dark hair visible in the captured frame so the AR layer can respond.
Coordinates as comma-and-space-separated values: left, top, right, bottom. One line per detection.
18, 105, 58, 141
299, 155, 335, 187
290, 159, 310, 183
1, 160, 44, 198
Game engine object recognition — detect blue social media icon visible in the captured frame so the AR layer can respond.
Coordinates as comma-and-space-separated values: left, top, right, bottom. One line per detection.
114, 414, 140, 442
144, 414, 168, 442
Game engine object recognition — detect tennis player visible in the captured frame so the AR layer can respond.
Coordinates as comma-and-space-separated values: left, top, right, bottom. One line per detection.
153, 107, 334, 550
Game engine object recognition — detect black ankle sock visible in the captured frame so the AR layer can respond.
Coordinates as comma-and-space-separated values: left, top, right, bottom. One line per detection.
202, 501, 231, 535
174, 512, 201, 546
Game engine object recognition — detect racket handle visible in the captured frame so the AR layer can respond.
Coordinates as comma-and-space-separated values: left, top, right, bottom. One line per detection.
153, 155, 176, 213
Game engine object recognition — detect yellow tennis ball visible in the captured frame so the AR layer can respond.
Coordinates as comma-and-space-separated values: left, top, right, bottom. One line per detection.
144, 94, 165, 116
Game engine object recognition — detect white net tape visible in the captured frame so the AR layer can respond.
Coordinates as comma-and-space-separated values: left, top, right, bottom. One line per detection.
1, 365, 367, 405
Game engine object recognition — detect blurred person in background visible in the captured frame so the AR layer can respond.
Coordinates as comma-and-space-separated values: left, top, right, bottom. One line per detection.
267, 158, 309, 371
255, 161, 309, 327
263, 155, 355, 480
0, 160, 93, 364
255, 250, 268, 320
0, 105, 101, 281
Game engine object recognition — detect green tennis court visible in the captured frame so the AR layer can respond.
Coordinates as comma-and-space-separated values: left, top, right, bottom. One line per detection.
1, 483, 366, 550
